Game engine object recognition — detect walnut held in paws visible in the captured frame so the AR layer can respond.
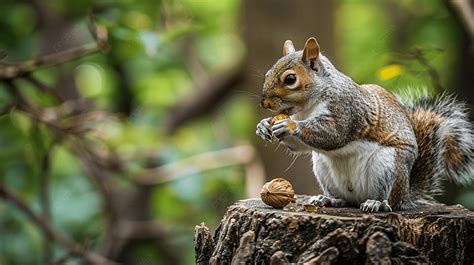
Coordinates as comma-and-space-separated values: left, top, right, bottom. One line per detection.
270, 114, 289, 125
260, 178, 295, 208
271, 114, 296, 131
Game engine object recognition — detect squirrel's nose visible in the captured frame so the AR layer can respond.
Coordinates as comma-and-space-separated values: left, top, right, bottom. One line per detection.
260, 98, 274, 109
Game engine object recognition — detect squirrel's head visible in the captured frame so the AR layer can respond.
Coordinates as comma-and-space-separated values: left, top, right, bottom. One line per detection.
261, 37, 321, 115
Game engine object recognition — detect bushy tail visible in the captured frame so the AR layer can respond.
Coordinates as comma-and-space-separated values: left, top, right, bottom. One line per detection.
401, 92, 473, 201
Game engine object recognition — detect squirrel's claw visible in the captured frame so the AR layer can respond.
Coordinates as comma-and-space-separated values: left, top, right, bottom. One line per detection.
256, 118, 273, 142
382, 200, 393, 212
310, 194, 332, 206
310, 194, 347, 207
360, 199, 392, 212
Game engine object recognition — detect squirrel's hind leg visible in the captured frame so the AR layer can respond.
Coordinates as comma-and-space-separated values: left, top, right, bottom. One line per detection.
360, 147, 416, 213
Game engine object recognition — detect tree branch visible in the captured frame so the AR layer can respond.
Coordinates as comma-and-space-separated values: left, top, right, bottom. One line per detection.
22, 74, 63, 101
164, 65, 244, 133
0, 185, 117, 265
134, 145, 265, 196
3, 80, 68, 137
0, 43, 101, 80
0, 16, 107, 81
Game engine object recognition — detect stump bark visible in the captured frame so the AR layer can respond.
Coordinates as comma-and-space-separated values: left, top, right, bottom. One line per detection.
194, 195, 474, 264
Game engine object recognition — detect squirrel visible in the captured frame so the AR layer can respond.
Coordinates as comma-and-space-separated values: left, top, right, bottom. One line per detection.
256, 37, 474, 212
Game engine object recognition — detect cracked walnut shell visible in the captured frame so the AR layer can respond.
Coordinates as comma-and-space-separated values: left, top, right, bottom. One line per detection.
260, 178, 295, 208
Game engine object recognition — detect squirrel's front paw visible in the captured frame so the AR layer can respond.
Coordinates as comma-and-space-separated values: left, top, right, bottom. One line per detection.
360, 199, 392, 212
256, 117, 273, 142
271, 118, 298, 140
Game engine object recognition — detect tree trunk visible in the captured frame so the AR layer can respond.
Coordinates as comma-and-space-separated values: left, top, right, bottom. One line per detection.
194, 195, 474, 264
242, 0, 336, 195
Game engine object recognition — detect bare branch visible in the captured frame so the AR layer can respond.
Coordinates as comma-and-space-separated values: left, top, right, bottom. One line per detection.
164, 65, 244, 133
0, 185, 118, 265
0, 16, 108, 80
3, 80, 68, 137
86, 11, 110, 53
0, 43, 101, 80
22, 74, 63, 101
134, 145, 265, 196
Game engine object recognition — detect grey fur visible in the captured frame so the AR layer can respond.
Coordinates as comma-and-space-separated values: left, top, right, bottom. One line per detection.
257, 43, 474, 212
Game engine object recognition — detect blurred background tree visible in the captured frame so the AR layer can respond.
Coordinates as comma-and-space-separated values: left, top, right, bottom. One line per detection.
0, 0, 472, 264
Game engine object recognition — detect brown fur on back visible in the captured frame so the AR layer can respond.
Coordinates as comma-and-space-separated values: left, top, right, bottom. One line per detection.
358, 84, 416, 149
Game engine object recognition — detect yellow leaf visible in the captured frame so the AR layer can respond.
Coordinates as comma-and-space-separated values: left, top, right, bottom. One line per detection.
377, 64, 403, 81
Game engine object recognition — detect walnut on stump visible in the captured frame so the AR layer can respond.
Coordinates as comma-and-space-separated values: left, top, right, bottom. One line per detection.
194, 195, 474, 264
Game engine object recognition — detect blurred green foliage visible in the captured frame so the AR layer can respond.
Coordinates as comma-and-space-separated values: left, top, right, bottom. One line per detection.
336, 0, 462, 95
0, 0, 247, 264
0, 0, 473, 264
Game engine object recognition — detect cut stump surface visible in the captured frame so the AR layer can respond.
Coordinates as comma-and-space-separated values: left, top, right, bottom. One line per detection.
194, 195, 474, 264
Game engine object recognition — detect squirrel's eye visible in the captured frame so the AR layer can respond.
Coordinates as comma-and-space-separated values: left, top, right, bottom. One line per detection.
284, 74, 297, 86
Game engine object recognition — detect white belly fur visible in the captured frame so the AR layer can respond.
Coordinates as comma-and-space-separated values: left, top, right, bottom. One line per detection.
312, 140, 396, 204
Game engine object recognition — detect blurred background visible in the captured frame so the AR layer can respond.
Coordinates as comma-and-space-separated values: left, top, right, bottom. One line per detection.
0, 0, 473, 264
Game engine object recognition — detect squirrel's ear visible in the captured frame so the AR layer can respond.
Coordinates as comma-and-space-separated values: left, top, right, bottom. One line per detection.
302, 37, 320, 70
283, 40, 295, 56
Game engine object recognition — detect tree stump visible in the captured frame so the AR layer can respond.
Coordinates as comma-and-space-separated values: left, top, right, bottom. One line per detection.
194, 195, 474, 264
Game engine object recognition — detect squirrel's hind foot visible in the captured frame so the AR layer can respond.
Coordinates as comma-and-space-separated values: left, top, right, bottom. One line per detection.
360, 199, 392, 212
310, 195, 348, 207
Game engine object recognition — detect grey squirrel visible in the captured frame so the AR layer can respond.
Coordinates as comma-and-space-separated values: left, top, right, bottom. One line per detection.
256, 37, 474, 212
